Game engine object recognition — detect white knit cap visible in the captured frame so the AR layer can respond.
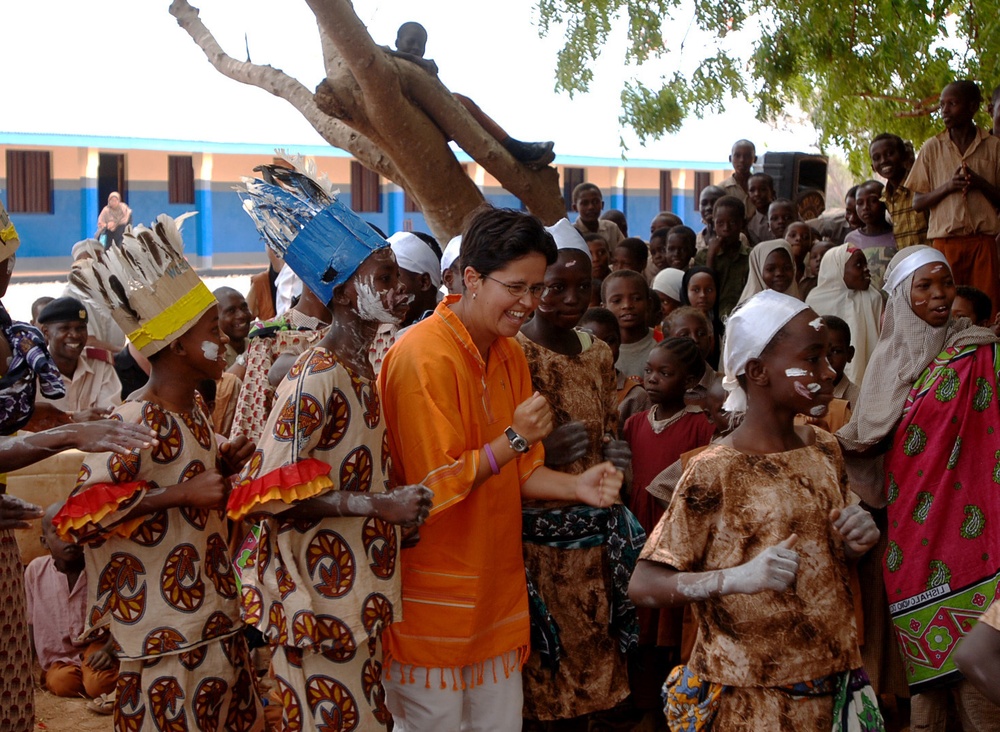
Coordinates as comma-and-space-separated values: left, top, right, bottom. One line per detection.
651, 268, 685, 301
883, 246, 949, 294
545, 218, 591, 261
389, 231, 441, 289
722, 290, 810, 414
441, 235, 462, 273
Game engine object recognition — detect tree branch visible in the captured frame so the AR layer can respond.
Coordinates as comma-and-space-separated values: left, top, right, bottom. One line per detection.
168, 0, 399, 181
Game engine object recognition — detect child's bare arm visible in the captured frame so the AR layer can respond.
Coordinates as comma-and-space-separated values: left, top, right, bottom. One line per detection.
279, 485, 432, 527
121, 469, 229, 521
628, 535, 800, 609
830, 505, 879, 559
954, 621, 1000, 706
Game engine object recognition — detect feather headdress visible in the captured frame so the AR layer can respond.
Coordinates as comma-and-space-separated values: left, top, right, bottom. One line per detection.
240, 160, 388, 306
70, 212, 215, 356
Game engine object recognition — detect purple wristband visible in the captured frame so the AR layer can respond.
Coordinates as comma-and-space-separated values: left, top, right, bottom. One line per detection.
484, 443, 500, 476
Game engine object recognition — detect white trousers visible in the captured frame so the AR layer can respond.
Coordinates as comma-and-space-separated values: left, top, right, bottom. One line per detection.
384, 653, 523, 732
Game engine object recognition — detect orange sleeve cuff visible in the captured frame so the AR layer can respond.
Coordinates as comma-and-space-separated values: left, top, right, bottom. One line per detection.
53, 481, 148, 542
227, 458, 334, 521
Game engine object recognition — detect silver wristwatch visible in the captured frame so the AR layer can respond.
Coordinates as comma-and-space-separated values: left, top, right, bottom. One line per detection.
505, 426, 530, 453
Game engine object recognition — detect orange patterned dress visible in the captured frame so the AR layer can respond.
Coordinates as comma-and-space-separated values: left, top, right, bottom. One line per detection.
228, 347, 398, 732
54, 399, 263, 731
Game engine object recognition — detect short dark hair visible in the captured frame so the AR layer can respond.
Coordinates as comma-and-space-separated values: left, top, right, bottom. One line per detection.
699, 185, 725, 202
858, 179, 885, 197
666, 225, 697, 251
769, 198, 796, 213
652, 212, 683, 228
616, 237, 649, 270
748, 172, 775, 190
821, 314, 851, 343
713, 195, 745, 219
955, 285, 993, 323
652, 336, 705, 382
572, 182, 602, 204
579, 306, 620, 336
869, 133, 906, 156
601, 269, 648, 302
947, 79, 982, 107
459, 206, 556, 278
664, 305, 712, 335
396, 21, 427, 40
582, 232, 608, 245
731, 139, 756, 153
845, 186, 860, 201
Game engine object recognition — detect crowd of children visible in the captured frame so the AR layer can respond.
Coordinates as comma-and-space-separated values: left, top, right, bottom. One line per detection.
1, 76, 999, 732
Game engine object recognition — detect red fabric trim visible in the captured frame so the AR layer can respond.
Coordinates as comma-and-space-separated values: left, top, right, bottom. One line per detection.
227, 457, 331, 516
54, 481, 147, 527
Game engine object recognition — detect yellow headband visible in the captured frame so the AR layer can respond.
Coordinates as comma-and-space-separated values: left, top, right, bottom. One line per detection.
127, 282, 216, 353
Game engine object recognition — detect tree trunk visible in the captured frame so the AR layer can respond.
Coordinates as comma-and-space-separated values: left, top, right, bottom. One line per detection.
169, 0, 565, 241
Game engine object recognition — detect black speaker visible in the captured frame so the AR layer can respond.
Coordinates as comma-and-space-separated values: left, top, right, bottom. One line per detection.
762, 152, 829, 218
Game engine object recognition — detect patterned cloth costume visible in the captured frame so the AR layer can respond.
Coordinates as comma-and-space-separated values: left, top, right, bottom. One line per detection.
643, 429, 879, 730
0, 203, 60, 731
229, 347, 398, 731
838, 246, 1000, 693
51, 214, 263, 731
232, 162, 398, 730
514, 330, 637, 721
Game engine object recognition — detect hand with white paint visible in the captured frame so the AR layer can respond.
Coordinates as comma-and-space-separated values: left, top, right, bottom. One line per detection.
724, 534, 799, 595
376, 484, 433, 527
542, 421, 589, 467
512, 392, 554, 446
831, 505, 879, 559
573, 462, 622, 508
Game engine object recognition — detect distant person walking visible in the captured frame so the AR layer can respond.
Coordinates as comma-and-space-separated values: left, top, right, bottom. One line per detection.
96, 192, 131, 247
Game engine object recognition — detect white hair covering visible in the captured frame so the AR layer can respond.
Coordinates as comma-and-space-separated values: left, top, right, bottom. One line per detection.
545, 218, 591, 261
838, 246, 997, 451
71, 239, 101, 261
805, 243, 883, 386
737, 239, 800, 305
389, 231, 442, 289
651, 268, 684, 301
441, 235, 462, 273
722, 290, 810, 414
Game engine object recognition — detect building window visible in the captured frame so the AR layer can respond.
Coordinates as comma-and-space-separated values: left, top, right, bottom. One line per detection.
562, 167, 585, 212
659, 170, 673, 213
168, 155, 195, 205
694, 171, 711, 205
5, 150, 52, 213
351, 161, 382, 213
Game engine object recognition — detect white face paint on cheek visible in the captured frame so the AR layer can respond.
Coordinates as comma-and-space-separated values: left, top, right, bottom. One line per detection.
808, 317, 824, 331
794, 381, 814, 400
201, 341, 219, 361
785, 368, 809, 377
354, 276, 401, 325
807, 382, 821, 393
809, 405, 828, 416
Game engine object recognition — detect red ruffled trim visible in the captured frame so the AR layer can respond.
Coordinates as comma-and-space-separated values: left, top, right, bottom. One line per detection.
227, 458, 333, 520
53, 481, 148, 540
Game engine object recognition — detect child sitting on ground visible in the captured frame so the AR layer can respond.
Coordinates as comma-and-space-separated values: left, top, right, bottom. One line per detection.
612, 237, 650, 274
629, 290, 882, 730
25, 502, 118, 708
800, 239, 835, 300
602, 270, 656, 379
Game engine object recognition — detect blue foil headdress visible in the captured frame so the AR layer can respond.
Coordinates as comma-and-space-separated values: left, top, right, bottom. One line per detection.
240, 163, 388, 306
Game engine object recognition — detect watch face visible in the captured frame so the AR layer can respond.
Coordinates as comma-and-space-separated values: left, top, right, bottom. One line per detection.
506, 427, 529, 453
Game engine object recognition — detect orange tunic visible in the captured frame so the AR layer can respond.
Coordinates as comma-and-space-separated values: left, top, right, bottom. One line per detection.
377, 295, 544, 676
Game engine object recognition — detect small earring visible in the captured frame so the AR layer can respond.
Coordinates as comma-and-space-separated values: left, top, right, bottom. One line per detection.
472, 292, 478, 300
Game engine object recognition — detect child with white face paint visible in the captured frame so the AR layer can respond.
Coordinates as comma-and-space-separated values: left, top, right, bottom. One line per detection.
629, 290, 882, 730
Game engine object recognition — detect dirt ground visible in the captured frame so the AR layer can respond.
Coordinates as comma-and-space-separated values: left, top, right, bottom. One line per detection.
33, 683, 110, 732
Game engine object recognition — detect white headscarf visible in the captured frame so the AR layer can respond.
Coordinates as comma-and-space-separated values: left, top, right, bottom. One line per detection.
441, 235, 462, 273
805, 243, 883, 386
722, 290, 810, 414
838, 246, 997, 450
389, 231, 442, 289
71, 239, 101, 261
652, 268, 684, 301
545, 218, 591, 261
737, 239, 800, 305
